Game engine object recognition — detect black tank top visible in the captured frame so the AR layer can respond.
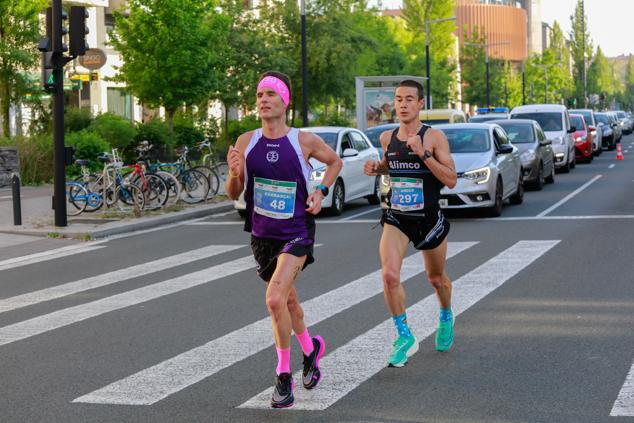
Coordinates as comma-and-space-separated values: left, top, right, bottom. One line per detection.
386, 125, 444, 214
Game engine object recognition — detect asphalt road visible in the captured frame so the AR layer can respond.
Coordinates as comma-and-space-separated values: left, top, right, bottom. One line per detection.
1, 134, 634, 423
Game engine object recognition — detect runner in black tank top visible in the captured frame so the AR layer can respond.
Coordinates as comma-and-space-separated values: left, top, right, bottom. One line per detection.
363, 80, 458, 368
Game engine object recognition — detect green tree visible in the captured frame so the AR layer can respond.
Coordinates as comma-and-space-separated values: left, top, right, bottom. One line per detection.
460, 25, 487, 106
588, 47, 616, 109
111, 0, 230, 132
0, 0, 47, 136
569, 0, 593, 107
623, 55, 634, 110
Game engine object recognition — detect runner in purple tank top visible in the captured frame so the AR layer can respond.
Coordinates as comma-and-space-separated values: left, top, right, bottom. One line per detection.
226, 71, 342, 408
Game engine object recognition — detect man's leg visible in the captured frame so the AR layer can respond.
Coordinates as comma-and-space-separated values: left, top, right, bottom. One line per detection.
379, 224, 418, 367
422, 237, 454, 352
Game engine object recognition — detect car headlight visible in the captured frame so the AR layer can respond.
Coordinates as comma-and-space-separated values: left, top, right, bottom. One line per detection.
462, 167, 491, 185
553, 136, 565, 145
380, 175, 391, 187
575, 136, 586, 142
520, 149, 536, 162
310, 168, 325, 181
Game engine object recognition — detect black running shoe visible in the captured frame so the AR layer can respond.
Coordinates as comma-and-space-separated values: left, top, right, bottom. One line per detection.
271, 373, 294, 408
302, 335, 325, 390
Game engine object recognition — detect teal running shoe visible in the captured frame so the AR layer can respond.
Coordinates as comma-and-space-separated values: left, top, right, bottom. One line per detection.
435, 315, 455, 352
387, 334, 419, 367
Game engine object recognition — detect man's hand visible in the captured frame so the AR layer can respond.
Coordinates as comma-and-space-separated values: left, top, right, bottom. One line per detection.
405, 134, 425, 157
364, 160, 381, 176
305, 190, 324, 215
227, 145, 242, 177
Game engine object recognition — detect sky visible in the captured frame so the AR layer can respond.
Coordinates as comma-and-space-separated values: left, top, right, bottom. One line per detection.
372, 0, 634, 58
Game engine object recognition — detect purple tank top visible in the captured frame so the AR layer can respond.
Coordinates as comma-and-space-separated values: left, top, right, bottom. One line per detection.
243, 128, 314, 240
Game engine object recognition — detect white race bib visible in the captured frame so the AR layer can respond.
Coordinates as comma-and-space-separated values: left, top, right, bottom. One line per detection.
254, 177, 297, 219
390, 177, 424, 211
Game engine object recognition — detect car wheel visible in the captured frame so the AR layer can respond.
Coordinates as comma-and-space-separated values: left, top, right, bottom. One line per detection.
366, 176, 380, 205
570, 154, 576, 169
329, 179, 345, 216
532, 163, 544, 190
510, 172, 524, 205
544, 163, 555, 184
609, 137, 616, 151
487, 179, 503, 217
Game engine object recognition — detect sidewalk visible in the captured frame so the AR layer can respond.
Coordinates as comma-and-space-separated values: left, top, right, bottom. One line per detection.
0, 184, 234, 240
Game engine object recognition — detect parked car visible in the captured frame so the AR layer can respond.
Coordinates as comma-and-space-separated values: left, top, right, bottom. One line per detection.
419, 109, 467, 125
510, 104, 576, 173
570, 108, 603, 156
615, 110, 633, 134
233, 127, 381, 217
490, 119, 555, 190
595, 112, 616, 150
608, 112, 623, 143
570, 113, 594, 163
363, 123, 399, 159
380, 123, 524, 217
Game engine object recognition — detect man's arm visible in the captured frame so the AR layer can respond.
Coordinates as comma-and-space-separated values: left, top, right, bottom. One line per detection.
422, 128, 457, 189
364, 130, 392, 176
225, 131, 252, 200
301, 131, 343, 215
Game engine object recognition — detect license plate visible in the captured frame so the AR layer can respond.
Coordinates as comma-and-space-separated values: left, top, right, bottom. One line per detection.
439, 199, 448, 208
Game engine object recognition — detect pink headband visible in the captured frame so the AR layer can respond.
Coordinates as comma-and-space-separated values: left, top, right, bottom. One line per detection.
257, 76, 290, 108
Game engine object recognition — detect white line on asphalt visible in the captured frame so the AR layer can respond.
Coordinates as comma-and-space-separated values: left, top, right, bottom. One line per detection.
210, 210, 237, 218
609, 164, 616, 169
338, 207, 381, 221
239, 240, 560, 410
0, 243, 107, 272
536, 175, 602, 217
0, 245, 243, 314
72, 242, 477, 405
0, 255, 257, 347
611, 359, 634, 416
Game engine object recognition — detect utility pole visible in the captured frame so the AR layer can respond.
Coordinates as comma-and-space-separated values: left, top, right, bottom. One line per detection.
464, 40, 510, 107
39, 1, 89, 226
300, 0, 308, 127
425, 16, 456, 110
581, 0, 587, 108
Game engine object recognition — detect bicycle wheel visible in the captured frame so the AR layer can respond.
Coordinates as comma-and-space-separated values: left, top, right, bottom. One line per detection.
179, 168, 209, 204
192, 165, 219, 198
211, 161, 228, 194
74, 174, 104, 212
155, 170, 181, 206
65, 182, 88, 216
132, 173, 168, 210
115, 182, 146, 212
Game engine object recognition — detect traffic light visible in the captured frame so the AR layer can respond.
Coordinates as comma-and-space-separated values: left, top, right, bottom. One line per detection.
69, 6, 89, 57
51, 6, 69, 53
41, 52, 55, 92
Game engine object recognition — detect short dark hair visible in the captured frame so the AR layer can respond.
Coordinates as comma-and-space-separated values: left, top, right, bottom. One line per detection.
397, 79, 424, 101
259, 71, 292, 100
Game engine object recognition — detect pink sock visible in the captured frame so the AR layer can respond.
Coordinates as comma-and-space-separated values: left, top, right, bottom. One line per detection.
276, 347, 291, 375
296, 329, 314, 356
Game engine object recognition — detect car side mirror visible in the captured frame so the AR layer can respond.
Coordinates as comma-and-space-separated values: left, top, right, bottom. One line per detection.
588, 126, 596, 132
342, 148, 359, 158
539, 139, 552, 146
568, 126, 576, 133
497, 144, 514, 155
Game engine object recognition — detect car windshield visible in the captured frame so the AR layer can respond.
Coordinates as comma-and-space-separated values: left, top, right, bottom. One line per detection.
469, 115, 501, 123
363, 127, 390, 148
617, 111, 626, 118
511, 112, 562, 131
573, 110, 593, 125
595, 114, 609, 124
310, 132, 338, 151
443, 129, 491, 153
570, 115, 585, 130
496, 123, 534, 143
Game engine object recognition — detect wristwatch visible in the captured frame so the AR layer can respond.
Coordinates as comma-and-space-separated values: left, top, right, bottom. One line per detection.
422, 150, 433, 162
315, 184, 329, 196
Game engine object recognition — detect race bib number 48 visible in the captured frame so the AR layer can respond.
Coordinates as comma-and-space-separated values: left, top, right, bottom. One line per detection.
254, 177, 297, 219
390, 177, 424, 211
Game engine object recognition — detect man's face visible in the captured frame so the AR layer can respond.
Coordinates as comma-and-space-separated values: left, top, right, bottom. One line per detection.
394, 86, 424, 124
256, 87, 286, 120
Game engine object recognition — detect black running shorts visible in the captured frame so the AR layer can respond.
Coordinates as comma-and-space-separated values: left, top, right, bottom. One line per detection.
381, 208, 450, 250
250, 236, 315, 282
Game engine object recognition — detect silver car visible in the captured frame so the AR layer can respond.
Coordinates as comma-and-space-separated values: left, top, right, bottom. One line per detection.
491, 119, 555, 190
380, 123, 524, 217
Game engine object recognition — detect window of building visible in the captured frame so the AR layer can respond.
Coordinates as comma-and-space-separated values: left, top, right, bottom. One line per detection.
107, 87, 133, 120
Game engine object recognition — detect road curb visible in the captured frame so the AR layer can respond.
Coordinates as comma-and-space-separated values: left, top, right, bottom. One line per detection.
0, 201, 235, 239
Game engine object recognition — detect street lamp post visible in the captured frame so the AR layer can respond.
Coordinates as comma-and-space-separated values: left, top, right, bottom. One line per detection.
521, 61, 526, 105
464, 40, 510, 107
300, 0, 308, 127
424, 16, 456, 110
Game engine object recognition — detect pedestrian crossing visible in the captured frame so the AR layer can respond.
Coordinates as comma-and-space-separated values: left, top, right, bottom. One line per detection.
0, 239, 632, 416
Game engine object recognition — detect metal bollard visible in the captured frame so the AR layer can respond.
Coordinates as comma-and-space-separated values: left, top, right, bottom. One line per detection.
12, 173, 21, 226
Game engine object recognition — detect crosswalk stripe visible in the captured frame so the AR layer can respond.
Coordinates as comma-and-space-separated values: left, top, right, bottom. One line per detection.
611, 359, 634, 416
0, 245, 243, 314
72, 241, 477, 405
0, 255, 256, 347
0, 243, 107, 272
239, 240, 560, 410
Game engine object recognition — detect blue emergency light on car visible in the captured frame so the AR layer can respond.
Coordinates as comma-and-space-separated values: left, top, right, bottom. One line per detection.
476, 107, 509, 114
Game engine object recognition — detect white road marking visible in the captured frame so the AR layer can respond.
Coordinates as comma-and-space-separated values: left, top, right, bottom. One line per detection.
0, 243, 107, 272
338, 207, 381, 221
72, 242, 476, 405
611, 359, 634, 416
0, 245, 242, 314
537, 175, 602, 217
0, 255, 257, 347
210, 210, 238, 218
239, 240, 560, 410
609, 164, 616, 169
